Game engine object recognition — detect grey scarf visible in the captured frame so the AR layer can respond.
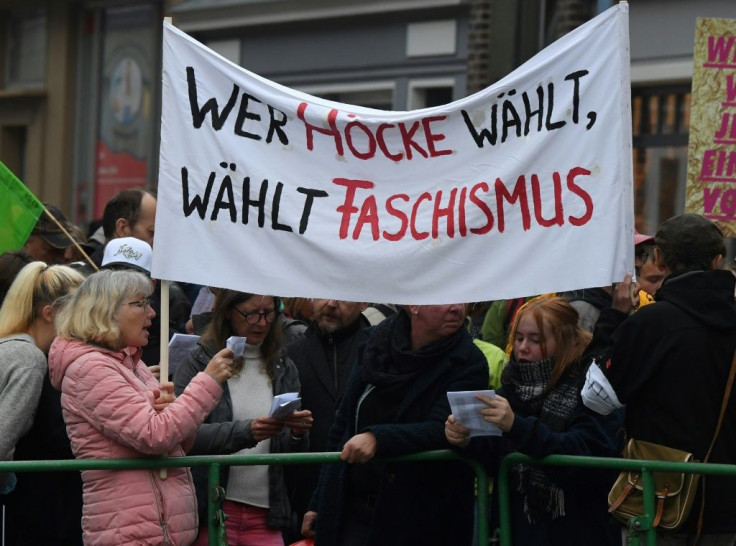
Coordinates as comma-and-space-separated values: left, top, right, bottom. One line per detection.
502, 357, 580, 523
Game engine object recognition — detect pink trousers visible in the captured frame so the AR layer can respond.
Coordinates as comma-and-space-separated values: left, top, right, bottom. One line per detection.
191, 500, 284, 546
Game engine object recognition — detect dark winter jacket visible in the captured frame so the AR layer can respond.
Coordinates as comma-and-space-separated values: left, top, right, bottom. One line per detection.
310, 310, 489, 546
174, 343, 307, 529
465, 384, 623, 546
284, 316, 371, 522
603, 269, 736, 532
463, 304, 627, 546
143, 281, 190, 369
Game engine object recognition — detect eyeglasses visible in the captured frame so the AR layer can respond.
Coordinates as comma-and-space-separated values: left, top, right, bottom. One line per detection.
635, 247, 650, 265
233, 307, 277, 324
127, 297, 151, 309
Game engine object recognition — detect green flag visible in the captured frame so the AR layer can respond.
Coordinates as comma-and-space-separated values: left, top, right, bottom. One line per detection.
0, 161, 44, 253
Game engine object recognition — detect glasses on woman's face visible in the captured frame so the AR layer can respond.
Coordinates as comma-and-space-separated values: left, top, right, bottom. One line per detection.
233, 307, 277, 324
126, 297, 152, 310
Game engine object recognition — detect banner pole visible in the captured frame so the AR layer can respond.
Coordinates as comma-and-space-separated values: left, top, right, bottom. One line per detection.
159, 279, 170, 479
41, 208, 99, 271
157, 14, 174, 481
159, 279, 170, 382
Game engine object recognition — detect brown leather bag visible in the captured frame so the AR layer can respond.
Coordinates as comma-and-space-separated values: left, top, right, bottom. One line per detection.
607, 350, 736, 532
607, 439, 699, 530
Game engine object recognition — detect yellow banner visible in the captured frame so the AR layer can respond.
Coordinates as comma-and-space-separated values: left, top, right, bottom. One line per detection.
686, 18, 736, 237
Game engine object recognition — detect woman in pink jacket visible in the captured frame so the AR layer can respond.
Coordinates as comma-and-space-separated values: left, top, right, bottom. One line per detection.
48, 269, 234, 546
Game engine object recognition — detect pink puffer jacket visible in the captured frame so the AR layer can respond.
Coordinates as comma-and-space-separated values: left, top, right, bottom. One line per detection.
48, 337, 223, 546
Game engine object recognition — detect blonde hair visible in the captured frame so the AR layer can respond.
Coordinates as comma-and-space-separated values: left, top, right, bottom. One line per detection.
0, 262, 84, 337
56, 269, 152, 349
507, 295, 592, 388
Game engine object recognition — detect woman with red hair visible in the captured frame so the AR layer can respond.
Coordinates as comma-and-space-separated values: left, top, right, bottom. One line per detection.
446, 296, 623, 546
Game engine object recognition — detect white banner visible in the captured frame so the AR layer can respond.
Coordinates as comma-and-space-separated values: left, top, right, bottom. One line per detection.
153, 4, 633, 304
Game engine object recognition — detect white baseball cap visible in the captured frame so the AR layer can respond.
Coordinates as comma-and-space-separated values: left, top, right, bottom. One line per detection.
101, 237, 152, 275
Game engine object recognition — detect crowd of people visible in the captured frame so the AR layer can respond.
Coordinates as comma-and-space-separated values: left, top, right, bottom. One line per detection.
0, 186, 734, 546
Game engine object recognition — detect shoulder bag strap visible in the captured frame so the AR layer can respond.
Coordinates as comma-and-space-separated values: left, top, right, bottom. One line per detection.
695, 348, 736, 542
704, 348, 736, 463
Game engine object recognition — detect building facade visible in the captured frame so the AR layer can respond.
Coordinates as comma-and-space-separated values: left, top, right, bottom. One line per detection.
0, 0, 165, 223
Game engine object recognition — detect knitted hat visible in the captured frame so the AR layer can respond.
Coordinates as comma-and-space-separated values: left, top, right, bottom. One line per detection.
101, 237, 152, 275
655, 214, 725, 270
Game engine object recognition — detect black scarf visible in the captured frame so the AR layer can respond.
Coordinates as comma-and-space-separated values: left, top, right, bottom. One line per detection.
360, 310, 465, 389
501, 357, 581, 523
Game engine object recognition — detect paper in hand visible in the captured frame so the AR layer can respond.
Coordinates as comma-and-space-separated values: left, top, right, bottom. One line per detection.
447, 390, 502, 437
226, 336, 246, 359
167, 333, 200, 377
269, 392, 301, 419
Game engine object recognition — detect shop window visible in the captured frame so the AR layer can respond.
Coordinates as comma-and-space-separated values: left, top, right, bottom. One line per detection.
631, 85, 690, 234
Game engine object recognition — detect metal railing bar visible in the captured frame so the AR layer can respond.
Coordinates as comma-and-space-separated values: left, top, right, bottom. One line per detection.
0, 449, 489, 546
497, 452, 736, 546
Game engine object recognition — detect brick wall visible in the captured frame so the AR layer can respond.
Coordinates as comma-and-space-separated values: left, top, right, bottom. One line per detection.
547, 0, 594, 41
466, 0, 493, 95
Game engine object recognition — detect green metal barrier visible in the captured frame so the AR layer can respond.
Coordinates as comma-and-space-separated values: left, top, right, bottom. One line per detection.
497, 452, 736, 546
0, 449, 489, 546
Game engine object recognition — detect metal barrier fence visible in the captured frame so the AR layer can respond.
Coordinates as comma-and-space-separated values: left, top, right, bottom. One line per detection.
497, 452, 736, 546
0, 449, 490, 546
6, 450, 731, 545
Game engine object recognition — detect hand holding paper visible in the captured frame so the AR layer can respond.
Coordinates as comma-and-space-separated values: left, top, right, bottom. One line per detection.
250, 416, 286, 442
445, 415, 472, 448
247, 393, 304, 443
282, 409, 313, 438
476, 392, 515, 432
447, 390, 503, 437
226, 336, 246, 359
